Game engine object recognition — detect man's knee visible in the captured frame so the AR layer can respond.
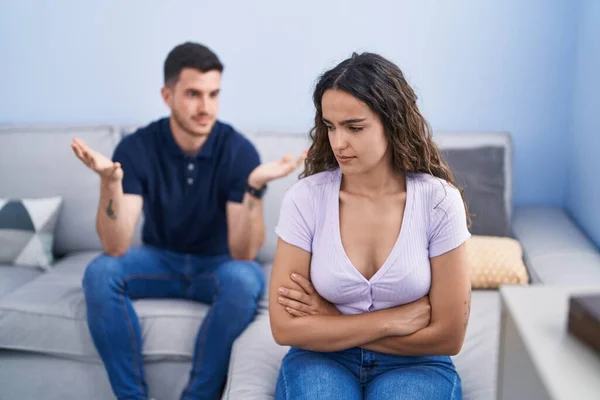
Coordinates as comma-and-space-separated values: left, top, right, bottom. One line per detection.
217, 260, 265, 304
82, 253, 123, 301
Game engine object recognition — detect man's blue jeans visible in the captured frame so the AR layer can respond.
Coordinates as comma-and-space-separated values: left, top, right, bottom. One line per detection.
82, 245, 264, 400
275, 346, 462, 400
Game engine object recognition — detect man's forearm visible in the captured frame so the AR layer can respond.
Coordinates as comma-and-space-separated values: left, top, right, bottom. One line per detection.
96, 179, 132, 256
229, 192, 265, 260
360, 323, 464, 356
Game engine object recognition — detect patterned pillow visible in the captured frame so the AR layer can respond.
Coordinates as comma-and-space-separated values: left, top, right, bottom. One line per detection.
466, 235, 529, 289
0, 197, 62, 270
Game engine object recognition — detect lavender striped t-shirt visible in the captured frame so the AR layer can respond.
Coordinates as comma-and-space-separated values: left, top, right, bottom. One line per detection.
275, 168, 471, 315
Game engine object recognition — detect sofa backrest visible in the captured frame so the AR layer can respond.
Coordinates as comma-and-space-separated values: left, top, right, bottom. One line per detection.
0, 125, 121, 255
0, 124, 512, 261
249, 130, 513, 263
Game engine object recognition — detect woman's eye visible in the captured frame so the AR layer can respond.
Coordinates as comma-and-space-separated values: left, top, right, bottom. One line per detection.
349, 126, 363, 132
325, 125, 334, 131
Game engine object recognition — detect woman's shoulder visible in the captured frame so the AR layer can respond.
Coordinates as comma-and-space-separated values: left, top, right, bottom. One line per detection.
408, 172, 463, 211
286, 168, 340, 198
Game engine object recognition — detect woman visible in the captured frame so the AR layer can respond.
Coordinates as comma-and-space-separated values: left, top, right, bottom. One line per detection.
269, 52, 472, 400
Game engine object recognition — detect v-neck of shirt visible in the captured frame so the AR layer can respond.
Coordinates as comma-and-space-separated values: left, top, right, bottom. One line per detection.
331, 168, 414, 285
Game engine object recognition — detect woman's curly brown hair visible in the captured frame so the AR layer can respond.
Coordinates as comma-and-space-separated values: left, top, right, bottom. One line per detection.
301, 52, 470, 225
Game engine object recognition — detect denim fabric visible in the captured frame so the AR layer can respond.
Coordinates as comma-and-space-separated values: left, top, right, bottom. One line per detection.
276, 346, 461, 400
82, 245, 264, 400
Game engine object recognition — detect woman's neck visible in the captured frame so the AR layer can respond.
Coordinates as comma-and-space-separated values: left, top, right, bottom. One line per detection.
341, 161, 405, 198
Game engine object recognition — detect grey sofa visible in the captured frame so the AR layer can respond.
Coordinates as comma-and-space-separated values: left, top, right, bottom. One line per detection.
1, 125, 599, 400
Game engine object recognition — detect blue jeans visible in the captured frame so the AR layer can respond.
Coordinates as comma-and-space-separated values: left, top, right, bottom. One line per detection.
82, 245, 264, 400
275, 347, 462, 400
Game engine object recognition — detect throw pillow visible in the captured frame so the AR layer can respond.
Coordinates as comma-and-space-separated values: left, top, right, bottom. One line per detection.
0, 196, 62, 270
442, 146, 509, 237
466, 235, 529, 289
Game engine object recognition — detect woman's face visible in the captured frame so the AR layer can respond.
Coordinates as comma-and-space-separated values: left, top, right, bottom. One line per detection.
321, 89, 389, 175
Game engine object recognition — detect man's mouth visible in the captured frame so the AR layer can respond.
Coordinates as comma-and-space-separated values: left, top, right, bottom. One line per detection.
193, 116, 211, 124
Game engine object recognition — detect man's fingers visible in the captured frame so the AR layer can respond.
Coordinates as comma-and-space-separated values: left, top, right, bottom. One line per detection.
71, 144, 85, 161
72, 144, 94, 168
290, 273, 315, 294
276, 154, 294, 166
72, 137, 90, 153
86, 153, 97, 170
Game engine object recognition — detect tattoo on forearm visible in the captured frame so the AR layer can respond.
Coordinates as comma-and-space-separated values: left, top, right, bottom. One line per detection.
106, 199, 117, 220
463, 289, 472, 330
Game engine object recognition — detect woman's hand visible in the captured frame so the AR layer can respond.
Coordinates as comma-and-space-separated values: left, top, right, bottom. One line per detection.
385, 296, 432, 336
277, 273, 341, 317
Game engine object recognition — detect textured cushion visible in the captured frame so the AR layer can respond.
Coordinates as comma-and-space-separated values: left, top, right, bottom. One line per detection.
0, 266, 42, 298
0, 251, 209, 359
0, 125, 121, 255
442, 146, 508, 237
466, 236, 529, 289
513, 206, 600, 284
224, 287, 501, 400
0, 197, 62, 269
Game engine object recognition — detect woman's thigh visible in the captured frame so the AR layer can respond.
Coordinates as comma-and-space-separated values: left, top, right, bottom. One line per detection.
275, 348, 362, 400
365, 360, 462, 400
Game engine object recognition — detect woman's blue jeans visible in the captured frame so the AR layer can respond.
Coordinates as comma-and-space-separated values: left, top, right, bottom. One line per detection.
276, 346, 462, 400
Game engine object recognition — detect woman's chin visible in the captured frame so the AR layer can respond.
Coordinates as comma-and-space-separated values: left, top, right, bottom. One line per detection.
338, 164, 360, 175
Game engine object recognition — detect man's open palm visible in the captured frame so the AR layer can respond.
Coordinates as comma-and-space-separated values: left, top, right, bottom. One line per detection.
250, 150, 307, 186
71, 138, 123, 181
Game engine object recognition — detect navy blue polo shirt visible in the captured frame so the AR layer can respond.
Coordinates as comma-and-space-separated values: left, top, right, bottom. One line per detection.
112, 117, 261, 256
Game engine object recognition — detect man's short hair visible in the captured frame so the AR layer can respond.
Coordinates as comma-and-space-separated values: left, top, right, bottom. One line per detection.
163, 42, 224, 86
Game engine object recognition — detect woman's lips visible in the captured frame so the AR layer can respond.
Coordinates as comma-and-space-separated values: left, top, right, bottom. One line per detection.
336, 155, 355, 163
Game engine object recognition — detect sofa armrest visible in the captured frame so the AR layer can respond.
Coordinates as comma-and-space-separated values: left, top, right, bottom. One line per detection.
512, 206, 600, 285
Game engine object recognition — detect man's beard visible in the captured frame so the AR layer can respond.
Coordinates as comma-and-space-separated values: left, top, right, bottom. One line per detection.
172, 109, 212, 137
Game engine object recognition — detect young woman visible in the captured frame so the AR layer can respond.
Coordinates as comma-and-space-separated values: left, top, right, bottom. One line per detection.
268, 52, 472, 400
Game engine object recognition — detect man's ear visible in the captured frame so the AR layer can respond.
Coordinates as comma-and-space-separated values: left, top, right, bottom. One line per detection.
161, 86, 172, 107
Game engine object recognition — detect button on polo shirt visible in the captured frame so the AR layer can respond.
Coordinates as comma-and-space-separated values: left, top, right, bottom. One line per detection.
112, 117, 261, 256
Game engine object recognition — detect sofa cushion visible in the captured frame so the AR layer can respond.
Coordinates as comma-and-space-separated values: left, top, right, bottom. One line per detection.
0, 251, 211, 359
0, 350, 192, 400
0, 196, 62, 269
0, 265, 42, 298
0, 125, 121, 255
224, 287, 501, 400
513, 206, 600, 284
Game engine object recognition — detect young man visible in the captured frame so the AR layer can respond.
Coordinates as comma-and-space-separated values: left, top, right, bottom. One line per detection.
71, 42, 305, 400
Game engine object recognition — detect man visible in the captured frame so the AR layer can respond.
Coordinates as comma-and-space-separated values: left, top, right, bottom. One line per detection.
71, 42, 305, 400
